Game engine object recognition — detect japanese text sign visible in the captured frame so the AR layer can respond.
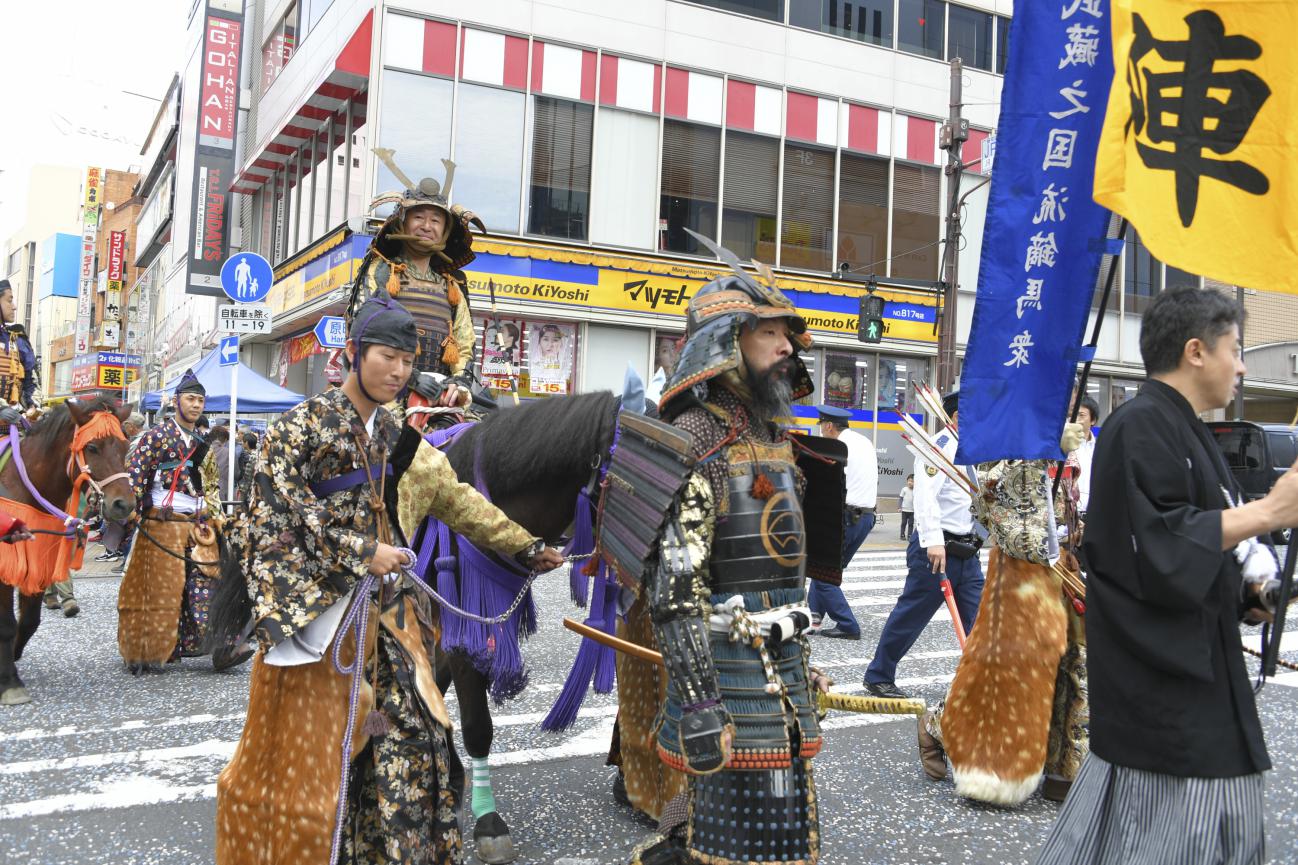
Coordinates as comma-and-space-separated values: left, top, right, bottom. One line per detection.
1094, 1, 1298, 293
958, 0, 1115, 464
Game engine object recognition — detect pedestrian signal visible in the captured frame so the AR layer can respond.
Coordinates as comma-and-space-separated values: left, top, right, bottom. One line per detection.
858, 294, 885, 344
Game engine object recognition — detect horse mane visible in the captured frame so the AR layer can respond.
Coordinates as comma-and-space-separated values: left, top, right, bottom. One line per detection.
447, 391, 620, 501
25, 396, 119, 450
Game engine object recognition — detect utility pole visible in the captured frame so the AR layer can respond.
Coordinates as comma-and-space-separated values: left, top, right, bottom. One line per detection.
1235, 284, 1245, 420
935, 58, 968, 393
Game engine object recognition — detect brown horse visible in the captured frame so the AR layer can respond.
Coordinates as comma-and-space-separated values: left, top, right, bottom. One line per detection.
0, 397, 134, 706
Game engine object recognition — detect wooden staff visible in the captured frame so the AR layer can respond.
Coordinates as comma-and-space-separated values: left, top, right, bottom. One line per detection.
563, 619, 932, 716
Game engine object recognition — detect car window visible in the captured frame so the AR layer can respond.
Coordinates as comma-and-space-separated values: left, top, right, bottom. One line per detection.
1212, 427, 1266, 471
1267, 432, 1297, 468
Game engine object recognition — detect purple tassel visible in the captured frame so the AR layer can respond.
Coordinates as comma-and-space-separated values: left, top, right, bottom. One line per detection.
566, 490, 597, 607
542, 562, 621, 732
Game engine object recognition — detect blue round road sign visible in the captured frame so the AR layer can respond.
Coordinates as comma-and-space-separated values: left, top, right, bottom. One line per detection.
220, 252, 274, 304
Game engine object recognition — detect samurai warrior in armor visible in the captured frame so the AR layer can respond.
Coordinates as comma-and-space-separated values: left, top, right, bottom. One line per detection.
347, 152, 485, 425
630, 240, 832, 865
0, 280, 38, 424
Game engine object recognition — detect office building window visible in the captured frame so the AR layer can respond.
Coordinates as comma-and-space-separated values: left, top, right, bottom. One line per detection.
660, 120, 721, 256
1123, 232, 1161, 313
947, 5, 993, 71
592, 108, 659, 250
376, 70, 454, 202
453, 83, 526, 233
721, 132, 779, 262
1165, 266, 1201, 291
898, 0, 945, 59
780, 142, 835, 271
837, 153, 889, 276
528, 96, 594, 241
996, 15, 1011, 74
789, 0, 894, 48
890, 163, 941, 280
685, 0, 783, 23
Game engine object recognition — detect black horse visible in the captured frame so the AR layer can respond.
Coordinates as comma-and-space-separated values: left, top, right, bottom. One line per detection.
0, 397, 135, 706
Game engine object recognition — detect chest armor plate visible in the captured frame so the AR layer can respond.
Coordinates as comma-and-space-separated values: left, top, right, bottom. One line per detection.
707, 441, 806, 594
400, 275, 453, 375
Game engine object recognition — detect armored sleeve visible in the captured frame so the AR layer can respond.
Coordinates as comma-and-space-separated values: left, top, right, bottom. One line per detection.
449, 276, 475, 378
649, 471, 729, 726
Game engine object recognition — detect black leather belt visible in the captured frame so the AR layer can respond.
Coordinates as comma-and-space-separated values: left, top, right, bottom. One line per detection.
943, 531, 977, 544
846, 505, 876, 520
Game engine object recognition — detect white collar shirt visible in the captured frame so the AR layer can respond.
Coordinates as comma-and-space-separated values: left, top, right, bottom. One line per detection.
913, 425, 974, 549
838, 428, 878, 509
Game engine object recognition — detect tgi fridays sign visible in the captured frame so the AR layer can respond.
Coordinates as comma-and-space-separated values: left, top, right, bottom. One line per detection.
75, 167, 102, 356
187, 0, 244, 298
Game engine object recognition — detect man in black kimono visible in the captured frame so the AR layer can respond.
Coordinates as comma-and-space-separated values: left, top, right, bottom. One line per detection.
1035, 287, 1298, 865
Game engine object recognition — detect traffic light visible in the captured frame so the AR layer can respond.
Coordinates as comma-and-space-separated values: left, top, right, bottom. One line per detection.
858, 294, 885, 344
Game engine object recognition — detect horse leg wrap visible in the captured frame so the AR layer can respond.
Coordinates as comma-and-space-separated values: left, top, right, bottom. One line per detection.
470, 756, 497, 819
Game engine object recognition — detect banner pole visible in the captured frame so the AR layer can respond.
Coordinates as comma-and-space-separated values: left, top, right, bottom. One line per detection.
1052, 216, 1128, 500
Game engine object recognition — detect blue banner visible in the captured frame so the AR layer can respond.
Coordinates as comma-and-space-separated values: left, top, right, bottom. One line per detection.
956, 0, 1114, 465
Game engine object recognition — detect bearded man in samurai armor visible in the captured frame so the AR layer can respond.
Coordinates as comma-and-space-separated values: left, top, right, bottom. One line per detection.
347, 153, 484, 423
628, 243, 832, 865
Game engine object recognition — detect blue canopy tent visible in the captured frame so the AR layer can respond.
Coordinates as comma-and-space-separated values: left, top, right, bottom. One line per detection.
140, 347, 305, 413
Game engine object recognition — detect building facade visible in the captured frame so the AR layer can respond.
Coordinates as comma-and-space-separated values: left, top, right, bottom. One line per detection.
107, 0, 1293, 500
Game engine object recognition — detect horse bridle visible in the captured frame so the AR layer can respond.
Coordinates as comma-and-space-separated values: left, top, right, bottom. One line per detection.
66, 416, 132, 498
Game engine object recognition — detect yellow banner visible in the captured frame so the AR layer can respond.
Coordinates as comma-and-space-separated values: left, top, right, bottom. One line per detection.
1095, 1, 1298, 293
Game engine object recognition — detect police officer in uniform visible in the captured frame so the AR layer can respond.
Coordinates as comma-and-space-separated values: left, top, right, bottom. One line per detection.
863, 388, 983, 699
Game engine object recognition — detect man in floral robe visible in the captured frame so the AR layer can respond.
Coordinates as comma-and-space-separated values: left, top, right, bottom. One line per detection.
216, 292, 562, 865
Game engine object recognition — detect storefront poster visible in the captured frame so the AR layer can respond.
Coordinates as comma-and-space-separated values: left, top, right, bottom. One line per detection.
653, 333, 683, 379
481, 319, 523, 391
823, 353, 861, 408
526, 322, 574, 395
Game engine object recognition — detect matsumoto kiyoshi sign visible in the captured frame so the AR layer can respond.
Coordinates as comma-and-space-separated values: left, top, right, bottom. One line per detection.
461, 249, 938, 343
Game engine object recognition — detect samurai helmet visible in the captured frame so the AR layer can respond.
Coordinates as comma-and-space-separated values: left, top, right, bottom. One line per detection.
659, 230, 814, 418
367, 149, 485, 271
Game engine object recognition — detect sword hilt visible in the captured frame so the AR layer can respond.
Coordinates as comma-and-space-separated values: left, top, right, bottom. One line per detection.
817, 690, 927, 716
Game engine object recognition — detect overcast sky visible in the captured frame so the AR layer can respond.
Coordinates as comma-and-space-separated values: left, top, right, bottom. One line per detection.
0, 0, 190, 238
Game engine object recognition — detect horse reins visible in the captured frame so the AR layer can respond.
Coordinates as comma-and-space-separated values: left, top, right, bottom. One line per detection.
2, 411, 128, 532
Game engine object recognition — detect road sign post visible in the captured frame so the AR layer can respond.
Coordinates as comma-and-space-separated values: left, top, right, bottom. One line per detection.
218, 334, 240, 510
220, 252, 272, 511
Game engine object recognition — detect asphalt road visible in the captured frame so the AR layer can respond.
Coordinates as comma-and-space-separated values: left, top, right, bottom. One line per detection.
2, 540, 1297, 865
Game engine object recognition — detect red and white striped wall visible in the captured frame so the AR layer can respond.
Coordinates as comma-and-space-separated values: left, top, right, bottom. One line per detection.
600, 54, 661, 114
784, 91, 840, 146
892, 114, 939, 164
725, 79, 782, 136
966, 127, 991, 173
384, 16, 596, 101
663, 67, 723, 125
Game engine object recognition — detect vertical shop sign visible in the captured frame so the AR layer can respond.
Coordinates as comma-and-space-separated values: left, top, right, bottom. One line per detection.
75, 168, 101, 355
187, 0, 245, 297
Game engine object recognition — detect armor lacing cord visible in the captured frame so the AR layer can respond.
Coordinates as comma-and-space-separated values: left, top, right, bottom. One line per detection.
709, 596, 812, 696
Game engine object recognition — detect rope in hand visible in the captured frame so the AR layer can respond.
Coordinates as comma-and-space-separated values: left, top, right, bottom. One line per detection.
325, 545, 590, 865
394, 546, 592, 625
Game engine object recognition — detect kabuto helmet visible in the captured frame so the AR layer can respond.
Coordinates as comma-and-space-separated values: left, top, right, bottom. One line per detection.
659, 230, 814, 420
364, 149, 485, 275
